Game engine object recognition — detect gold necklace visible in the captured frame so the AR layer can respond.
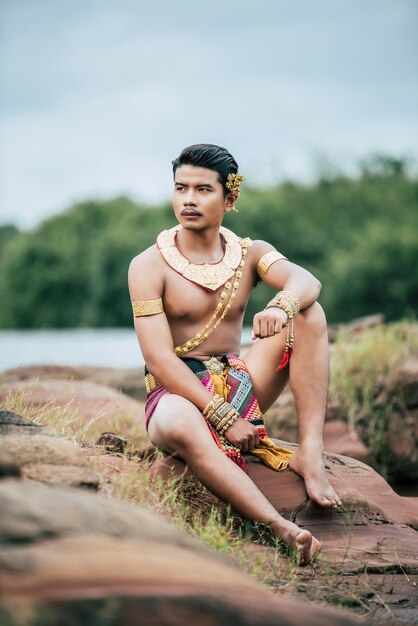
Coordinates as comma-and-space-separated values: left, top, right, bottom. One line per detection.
157, 225, 249, 291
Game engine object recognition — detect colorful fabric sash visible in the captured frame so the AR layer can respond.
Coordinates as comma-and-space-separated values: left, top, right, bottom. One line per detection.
144, 354, 293, 474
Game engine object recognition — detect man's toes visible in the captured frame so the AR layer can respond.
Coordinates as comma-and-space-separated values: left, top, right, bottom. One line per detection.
310, 538, 321, 560
329, 491, 342, 507
295, 530, 313, 565
314, 495, 334, 507
328, 495, 339, 508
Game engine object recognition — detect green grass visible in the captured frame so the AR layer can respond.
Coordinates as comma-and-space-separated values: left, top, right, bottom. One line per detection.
330, 321, 418, 481
330, 320, 417, 419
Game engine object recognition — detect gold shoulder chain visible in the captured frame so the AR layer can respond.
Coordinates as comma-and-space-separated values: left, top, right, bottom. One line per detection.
174, 238, 251, 355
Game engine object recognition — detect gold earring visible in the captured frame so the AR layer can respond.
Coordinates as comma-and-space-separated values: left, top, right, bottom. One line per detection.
231, 206, 239, 213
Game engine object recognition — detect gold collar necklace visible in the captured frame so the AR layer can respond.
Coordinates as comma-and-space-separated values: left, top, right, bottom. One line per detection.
157, 225, 247, 291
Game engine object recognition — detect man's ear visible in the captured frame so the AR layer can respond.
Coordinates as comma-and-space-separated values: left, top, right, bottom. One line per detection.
224, 192, 237, 212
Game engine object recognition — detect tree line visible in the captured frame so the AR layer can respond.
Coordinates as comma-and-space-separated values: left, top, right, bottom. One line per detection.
0, 155, 416, 328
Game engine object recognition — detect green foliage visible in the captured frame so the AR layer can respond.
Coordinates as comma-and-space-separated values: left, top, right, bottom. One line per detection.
0, 156, 416, 328
330, 321, 418, 482
0, 224, 19, 253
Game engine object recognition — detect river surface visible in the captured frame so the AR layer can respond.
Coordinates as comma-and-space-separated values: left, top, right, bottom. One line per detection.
0, 328, 253, 371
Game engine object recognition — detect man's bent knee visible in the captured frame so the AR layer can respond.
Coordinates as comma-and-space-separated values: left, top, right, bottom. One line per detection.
169, 416, 203, 450
154, 397, 208, 453
298, 301, 327, 332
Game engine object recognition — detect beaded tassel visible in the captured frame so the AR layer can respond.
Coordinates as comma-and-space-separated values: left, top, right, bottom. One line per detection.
277, 318, 294, 371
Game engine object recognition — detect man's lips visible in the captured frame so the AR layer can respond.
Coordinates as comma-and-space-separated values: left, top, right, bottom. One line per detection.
181, 209, 202, 216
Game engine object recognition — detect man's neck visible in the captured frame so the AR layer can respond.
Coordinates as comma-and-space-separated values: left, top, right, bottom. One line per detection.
176, 224, 225, 264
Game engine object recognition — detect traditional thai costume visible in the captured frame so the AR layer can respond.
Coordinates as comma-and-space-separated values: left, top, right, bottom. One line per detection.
133, 224, 294, 474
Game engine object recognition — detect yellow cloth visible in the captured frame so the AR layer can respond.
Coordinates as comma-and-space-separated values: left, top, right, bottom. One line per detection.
248, 436, 294, 471
209, 364, 293, 472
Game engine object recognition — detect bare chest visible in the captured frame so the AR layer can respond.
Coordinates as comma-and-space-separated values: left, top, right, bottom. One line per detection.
163, 263, 255, 324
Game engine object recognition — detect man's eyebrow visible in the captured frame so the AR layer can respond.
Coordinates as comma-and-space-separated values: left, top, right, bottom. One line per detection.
175, 181, 214, 189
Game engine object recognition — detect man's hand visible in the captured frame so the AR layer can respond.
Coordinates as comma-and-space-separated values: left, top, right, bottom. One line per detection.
224, 418, 260, 452
251, 308, 288, 340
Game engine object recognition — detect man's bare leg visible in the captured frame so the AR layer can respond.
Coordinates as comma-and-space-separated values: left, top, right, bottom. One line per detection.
148, 393, 320, 565
244, 301, 341, 508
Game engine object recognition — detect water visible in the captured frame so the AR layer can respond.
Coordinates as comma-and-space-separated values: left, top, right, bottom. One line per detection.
0, 328, 254, 371
0, 328, 143, 370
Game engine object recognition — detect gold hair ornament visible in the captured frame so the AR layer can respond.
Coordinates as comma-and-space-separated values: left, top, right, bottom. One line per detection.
225, 173, 245, 198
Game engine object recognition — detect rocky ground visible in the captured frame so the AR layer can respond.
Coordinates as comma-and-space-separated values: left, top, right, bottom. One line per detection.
0, 317, 417, 625
0, 410, 362, 626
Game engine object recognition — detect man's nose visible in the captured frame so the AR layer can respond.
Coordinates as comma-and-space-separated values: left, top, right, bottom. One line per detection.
183, 189, 197, 204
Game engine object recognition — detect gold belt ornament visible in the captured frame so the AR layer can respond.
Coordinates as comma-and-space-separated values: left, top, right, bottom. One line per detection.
203, 356, 227, 375
145, 356, 227, 394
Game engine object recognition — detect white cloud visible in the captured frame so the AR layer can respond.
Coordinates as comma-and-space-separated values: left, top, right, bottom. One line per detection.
0, 0, 417, 228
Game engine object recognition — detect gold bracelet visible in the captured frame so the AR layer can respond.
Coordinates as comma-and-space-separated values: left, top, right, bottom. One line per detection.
219, 411, 239, 435
203, 394, 223, 417
217, 407, 237, 431
132, 298, 164, 317
207, 401, 239, 434
265, 291, 300, 321
280, 291, 300, 313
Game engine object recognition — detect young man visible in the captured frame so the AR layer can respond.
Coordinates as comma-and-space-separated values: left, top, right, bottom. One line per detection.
128, 143, 341, 565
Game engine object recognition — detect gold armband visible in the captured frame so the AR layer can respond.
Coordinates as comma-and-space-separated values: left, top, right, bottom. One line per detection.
257, 250, 288, 275
132, 298, 164, 317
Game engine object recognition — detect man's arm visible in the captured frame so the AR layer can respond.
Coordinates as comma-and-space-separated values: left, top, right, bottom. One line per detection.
128, 250, 213, 412
251, 240, 322, 339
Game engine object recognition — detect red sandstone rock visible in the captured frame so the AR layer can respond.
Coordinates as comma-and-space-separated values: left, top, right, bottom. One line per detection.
323, 420, 369, 462
149, 441, 418, 575
392, 357, 418, 409
0, 378, 148, 450
1, 412, 414, 623
95, 431, 127, 454
0, 487, 360, 626
0, 433, 100, 489
0, 364, 146, 400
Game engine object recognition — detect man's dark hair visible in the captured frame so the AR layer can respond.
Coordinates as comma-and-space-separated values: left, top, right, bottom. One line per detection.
172, 143, 239, 196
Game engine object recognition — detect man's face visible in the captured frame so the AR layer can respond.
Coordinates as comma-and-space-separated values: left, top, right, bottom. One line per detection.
173, 164, 235, 229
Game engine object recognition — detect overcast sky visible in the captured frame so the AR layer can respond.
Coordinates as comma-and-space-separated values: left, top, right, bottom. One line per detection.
0, 0, 417, 229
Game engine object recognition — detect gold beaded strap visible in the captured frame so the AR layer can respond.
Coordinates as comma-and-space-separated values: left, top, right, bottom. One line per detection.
257, 250, 288, 275
132, 298, 164, 317
264, 290, 300, 371
174, 238, 252, 356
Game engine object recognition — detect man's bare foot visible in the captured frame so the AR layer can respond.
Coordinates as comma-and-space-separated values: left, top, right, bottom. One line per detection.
270, 515, 321, 566
289, 445, 342, 508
